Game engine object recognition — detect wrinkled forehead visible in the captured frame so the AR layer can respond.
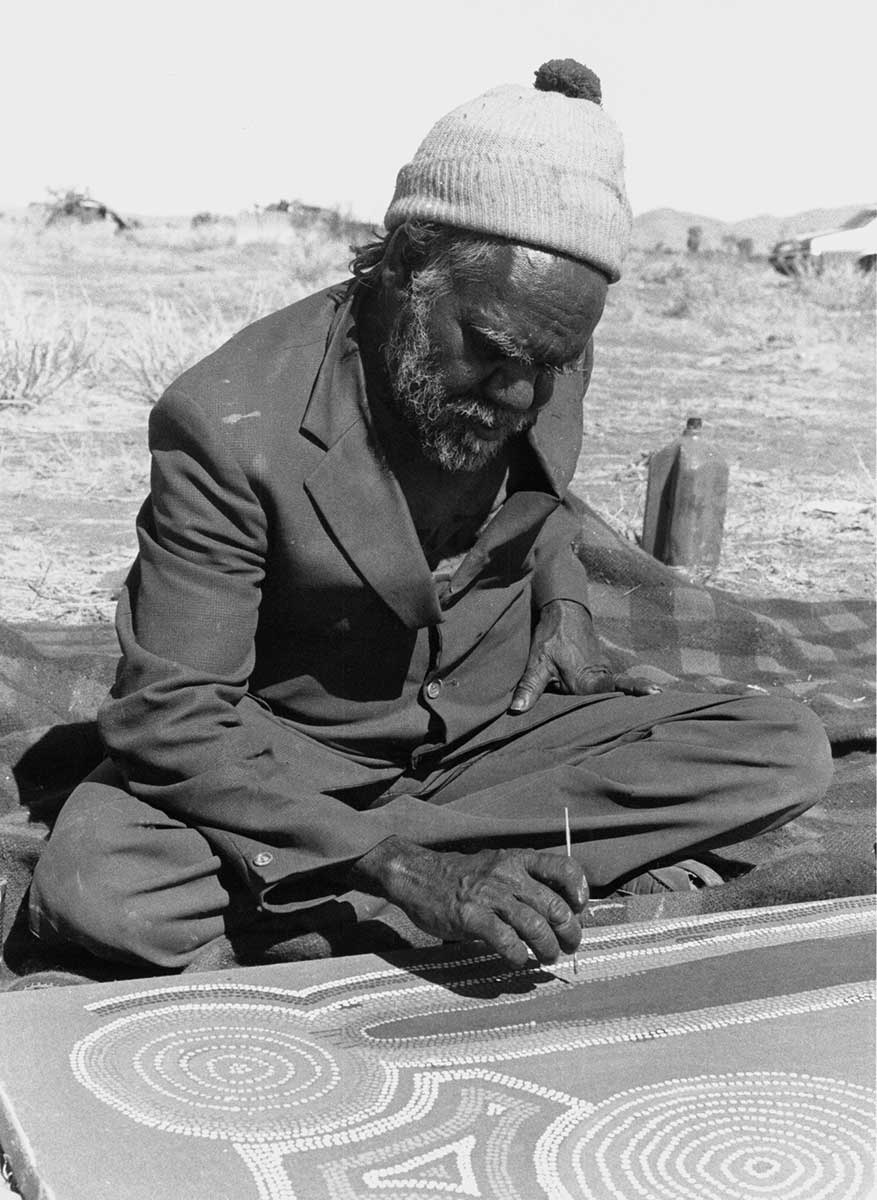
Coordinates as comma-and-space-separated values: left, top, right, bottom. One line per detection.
508, 243, 608, 307
455, 242, 608, 364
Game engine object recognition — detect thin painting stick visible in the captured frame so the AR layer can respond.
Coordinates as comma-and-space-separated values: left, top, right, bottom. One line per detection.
564, 806, 579, 975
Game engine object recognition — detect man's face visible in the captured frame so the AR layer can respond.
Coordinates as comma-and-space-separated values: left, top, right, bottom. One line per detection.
384, 243, 608, 472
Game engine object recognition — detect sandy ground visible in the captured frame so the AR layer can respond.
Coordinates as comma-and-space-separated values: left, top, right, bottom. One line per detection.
1, 238, 873, 626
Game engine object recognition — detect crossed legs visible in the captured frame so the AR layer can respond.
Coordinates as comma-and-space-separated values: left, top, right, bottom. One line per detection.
29, 692, 832, 970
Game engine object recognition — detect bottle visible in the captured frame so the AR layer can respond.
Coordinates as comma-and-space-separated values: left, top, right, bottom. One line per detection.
641, 417, 729, 576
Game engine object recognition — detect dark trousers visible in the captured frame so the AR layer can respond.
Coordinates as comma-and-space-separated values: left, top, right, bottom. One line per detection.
29, 691, 832, 969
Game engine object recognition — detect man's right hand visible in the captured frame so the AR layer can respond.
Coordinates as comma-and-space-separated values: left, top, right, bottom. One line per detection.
350, 836, 587, 969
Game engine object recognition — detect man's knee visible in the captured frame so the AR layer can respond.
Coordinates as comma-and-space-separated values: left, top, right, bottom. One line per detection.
741, 695, 833, 809
30, 761, 230, 971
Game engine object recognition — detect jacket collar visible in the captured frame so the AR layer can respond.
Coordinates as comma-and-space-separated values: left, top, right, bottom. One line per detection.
301, 287, 442, 630
526, 367, 587, 501
299, 286, 582, 630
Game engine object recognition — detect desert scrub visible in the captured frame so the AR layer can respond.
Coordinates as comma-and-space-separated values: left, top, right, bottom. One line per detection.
233, 222, 354, 293
111, 294, 245, 403
791, 258, 876, 316
112, 240, 353, 402
112, 281, 307, 402
614, 251, 875, 348
752, 259, 874, 346
0, 281, 97, 410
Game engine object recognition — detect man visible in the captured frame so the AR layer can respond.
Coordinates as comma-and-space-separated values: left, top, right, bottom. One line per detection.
30, 60, 831, 973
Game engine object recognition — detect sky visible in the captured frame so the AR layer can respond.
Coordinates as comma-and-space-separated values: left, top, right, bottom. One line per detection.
4, 0, 873, 224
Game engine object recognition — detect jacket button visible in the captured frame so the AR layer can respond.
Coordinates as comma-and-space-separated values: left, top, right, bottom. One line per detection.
253, 852, 274, 867
425, 678, 443, 700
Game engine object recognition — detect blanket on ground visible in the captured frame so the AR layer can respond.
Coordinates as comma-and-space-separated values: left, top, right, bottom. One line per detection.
0, 897, 872, 1200
0, 505, 874, 974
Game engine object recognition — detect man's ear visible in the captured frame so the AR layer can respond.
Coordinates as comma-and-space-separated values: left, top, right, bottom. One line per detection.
379, 226, 412, 302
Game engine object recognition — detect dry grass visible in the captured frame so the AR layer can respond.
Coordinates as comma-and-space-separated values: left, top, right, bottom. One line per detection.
615, 251, 874, 343
0, 214, 362, 406
576, 250, 875, 598
0, 279, 97, 410
0, 216, 874, 622
111, 294, 252, 403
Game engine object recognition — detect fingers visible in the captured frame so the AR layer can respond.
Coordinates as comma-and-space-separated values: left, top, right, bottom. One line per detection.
509, 657, 556, 713
371, 842, 587, 969
475, 853, 586, 966
568, 666, 662, 697
456, 904, 533, 969
509, 875, 582, 958
498, 898, 563, 964
457, 893, 576, 967
527, 850, 589, 912
569, 664, 615, 694
612, 673, 662, 696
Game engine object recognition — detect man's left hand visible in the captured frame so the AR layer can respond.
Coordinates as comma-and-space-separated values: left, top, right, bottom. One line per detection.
510, 599, 661, 713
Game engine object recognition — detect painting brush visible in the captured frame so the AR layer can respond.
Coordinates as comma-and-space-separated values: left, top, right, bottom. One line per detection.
564, 806, 579, 975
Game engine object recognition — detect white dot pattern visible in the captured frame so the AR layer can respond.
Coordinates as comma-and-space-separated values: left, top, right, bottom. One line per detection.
61, 897, 875, 1199
557, 1074, 875, 1200
71, 1001, 383, 1142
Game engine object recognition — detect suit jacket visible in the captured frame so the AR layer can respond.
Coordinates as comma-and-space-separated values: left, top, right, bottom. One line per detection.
99, 282, 593, 900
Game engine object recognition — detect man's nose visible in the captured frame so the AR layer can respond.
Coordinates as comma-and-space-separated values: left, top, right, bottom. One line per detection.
482, 363, 553, 412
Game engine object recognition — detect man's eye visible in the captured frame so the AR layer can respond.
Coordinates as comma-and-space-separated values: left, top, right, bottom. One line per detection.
469, 330, 505, 360
540, 360, 582, 378
467, 328, 532, 365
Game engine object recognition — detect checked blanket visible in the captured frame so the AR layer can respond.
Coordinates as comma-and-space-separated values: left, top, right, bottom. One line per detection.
574, 504, 875, 748
0, 503, 874, 970
0, 896, 873, 1200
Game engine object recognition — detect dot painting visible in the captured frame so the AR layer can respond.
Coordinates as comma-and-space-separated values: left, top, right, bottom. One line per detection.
0, 896, 871, 1199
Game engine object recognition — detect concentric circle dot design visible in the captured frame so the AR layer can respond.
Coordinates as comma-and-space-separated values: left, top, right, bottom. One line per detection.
568, 1073, 875, 1200
71, 1002, 356, 1142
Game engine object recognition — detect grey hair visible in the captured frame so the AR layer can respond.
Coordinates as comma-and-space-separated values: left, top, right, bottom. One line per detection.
350, 222, 510, 294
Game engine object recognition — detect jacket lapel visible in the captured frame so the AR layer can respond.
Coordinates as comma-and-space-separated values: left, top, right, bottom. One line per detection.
300, 298, 441, 631
445, 490, 557, 597
304, 428, 442, 631
527, 366, 587, 499
299, 296, 587, 625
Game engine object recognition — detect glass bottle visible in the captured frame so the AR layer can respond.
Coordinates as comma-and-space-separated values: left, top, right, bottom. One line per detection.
642, 416, 729, 575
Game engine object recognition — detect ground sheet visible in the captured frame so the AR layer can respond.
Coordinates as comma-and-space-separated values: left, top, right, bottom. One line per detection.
0, 504, 874, 972
0, 895, 873, 1200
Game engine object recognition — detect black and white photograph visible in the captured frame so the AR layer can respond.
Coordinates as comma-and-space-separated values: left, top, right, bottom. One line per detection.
0, 2, 873, 1197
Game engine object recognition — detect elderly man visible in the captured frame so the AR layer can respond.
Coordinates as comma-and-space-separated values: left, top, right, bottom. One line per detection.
30, 60, 831, 973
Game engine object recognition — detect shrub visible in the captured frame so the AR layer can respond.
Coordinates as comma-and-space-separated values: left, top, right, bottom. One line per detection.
111, 294, 243, 403
0, 282, 96, 409
791, 258, 877, 314
110, 233, 353, 402
613, 250, 875, 347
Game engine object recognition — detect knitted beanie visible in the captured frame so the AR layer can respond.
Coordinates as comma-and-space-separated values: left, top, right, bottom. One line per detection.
384, 59, 632, 281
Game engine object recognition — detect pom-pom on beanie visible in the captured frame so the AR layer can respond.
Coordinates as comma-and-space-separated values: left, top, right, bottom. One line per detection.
384, 58, 632, 282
